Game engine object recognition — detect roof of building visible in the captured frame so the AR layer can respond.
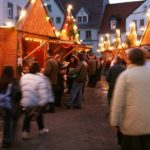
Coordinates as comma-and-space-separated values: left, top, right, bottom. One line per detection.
99, 1, 144, 34
55, 0, 108, 29
17, 0, 56, 37
53, 0, 66, 14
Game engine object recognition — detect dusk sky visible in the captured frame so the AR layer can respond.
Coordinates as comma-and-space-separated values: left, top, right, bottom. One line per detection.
109, 0, 144, 4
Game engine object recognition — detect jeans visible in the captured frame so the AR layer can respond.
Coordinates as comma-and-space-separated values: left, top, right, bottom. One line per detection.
22, 107, 44, 132
88, 74, 97, 87
67, 81, 83, 107
2, 108, 19, 145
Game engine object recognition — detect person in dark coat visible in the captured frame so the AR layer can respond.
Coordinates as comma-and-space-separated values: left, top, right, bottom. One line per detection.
106, 56, 125, 105
55, 54, 65, 107
44, 51, 58, 112
64, 53, 88, 109
106, 56, 125, 146
87, 53, 97, 88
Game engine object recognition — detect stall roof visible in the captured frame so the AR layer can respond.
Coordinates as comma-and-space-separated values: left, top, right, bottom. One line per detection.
140, 20, 150, 46
17, 0, 56, 37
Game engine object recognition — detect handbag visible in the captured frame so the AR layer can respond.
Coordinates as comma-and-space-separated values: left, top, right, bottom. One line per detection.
0, 83, 12, 109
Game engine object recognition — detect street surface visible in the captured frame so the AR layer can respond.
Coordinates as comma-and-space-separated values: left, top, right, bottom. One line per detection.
0, 80, 120, 150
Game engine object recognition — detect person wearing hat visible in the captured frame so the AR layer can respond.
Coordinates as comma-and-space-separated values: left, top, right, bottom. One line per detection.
64, 53, 88, 109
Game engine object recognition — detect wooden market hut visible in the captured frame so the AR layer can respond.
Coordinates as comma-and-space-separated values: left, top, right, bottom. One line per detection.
0, 0, 92, 76
48, 40, 92, 60
0, 27, 17, 76
0, 0, 57, 76
100, 21, 140, 61
17, 0, 57, 68
17, 0, 91, 65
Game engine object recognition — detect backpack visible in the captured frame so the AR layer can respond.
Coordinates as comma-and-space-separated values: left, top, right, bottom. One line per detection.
0, 83, 12, 109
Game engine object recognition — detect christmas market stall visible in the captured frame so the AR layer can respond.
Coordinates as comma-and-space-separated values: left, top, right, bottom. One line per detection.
98, 21, 140, 61
0, 26, 17, 75
0, 0, 92, 76
17, 0, 57, 68
0, 0, 57, 76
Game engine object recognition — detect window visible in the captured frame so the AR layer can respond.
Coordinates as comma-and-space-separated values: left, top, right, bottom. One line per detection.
7, 2, 13, 19
47, 4, 52, 12
56, 17, 61, 24
140, 19, 145, 27
83, 16, 87, 22
78, 16, 82, 23
110, 19, 117, 30
17, 6, 21, 17
86, 30, 91, 40
77, 16, 88, 23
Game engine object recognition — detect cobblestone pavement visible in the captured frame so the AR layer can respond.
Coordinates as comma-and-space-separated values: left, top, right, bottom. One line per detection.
0, 80, 120, 150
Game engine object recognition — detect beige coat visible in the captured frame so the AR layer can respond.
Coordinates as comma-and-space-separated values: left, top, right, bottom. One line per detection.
110, 65, 150, 136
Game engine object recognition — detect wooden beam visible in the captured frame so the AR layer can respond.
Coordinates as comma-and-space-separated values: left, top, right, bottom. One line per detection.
23, 40, 49, 61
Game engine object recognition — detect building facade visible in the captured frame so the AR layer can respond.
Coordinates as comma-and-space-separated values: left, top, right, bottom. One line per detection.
126, 0, 149, 36
99, 1, 143, 53
0, 0, 28, 26
44, 0, 65, 30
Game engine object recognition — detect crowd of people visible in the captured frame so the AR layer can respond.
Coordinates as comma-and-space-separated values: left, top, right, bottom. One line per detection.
0, 50, 102, 148
0, 46, 150, 150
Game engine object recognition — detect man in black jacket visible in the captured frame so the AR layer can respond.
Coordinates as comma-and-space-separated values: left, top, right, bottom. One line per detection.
106, 56, 125, 106
106, 56, 125, 145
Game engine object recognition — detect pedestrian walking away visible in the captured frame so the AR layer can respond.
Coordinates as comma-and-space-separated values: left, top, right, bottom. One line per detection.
110, 48, 150, 150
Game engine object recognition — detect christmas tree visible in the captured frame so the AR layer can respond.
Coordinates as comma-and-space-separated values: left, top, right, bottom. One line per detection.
61, 5, 79, 42
113, 29, 122, 49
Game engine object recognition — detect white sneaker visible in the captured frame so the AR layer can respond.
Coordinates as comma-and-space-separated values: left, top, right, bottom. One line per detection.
22, 132, 30, 140
39, 128, 49, 135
